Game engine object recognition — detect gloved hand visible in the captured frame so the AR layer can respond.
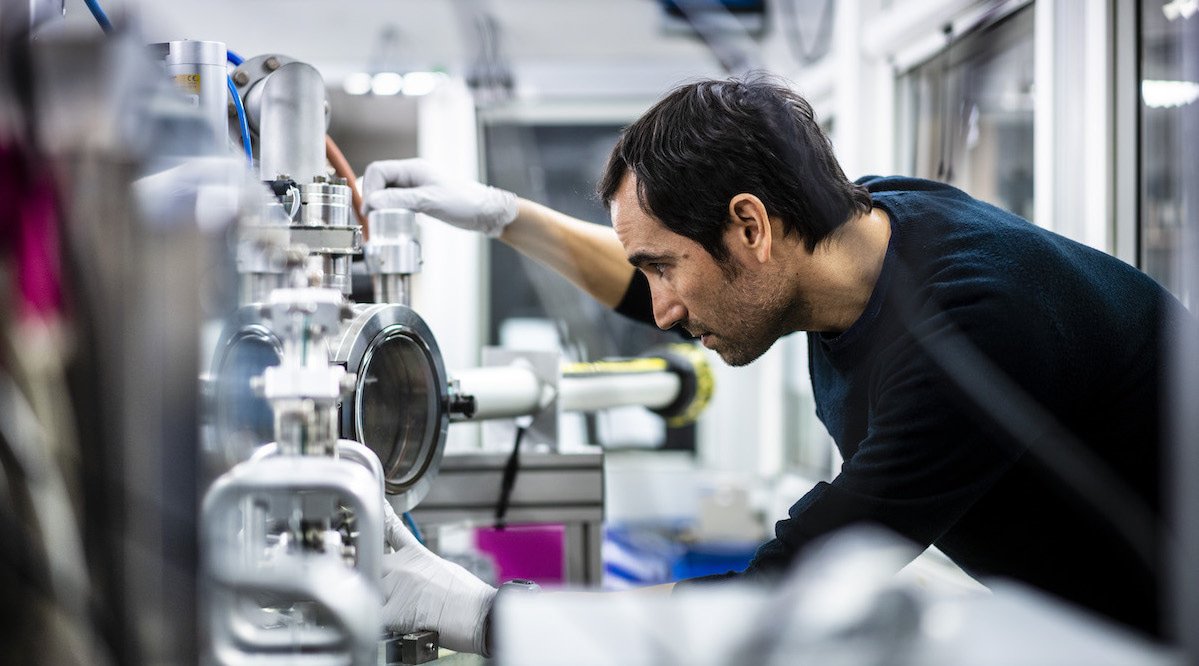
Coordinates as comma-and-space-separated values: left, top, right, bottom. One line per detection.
362, 159, 518, 238
380, 501, 497, 655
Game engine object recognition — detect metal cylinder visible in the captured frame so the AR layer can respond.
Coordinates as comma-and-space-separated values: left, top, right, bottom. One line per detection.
305, 254, 352, 294
301, 179, 352, 227
365, 209, 421, 304
372, 274, 411, 306
160, 40, 228, 148
369, 208, 418, 243
253, 62, 327, 183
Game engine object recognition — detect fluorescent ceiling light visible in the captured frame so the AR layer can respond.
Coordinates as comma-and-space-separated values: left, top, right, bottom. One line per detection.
371, 72, 404, 96
401, 71, 444, 97
1162, 0, 1197, 21
1142, 79, 1199, 108
343, 72, 372, 96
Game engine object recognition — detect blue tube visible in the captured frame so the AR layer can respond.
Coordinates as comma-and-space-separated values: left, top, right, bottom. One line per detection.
227, 50, 244, 66
402, 512, 425, 545
83, 0, 114, 33
226, 75, 253, 166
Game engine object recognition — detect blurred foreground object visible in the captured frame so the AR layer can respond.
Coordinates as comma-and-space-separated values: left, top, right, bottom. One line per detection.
496, 528, 1182, 666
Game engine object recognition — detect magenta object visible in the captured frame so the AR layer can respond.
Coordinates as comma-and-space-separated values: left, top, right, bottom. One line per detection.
0, 143, 63, 322
474, 524, 565, 585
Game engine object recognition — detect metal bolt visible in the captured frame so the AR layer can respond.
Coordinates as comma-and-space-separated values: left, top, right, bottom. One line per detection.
312, 174, 328, 183
227, 102, 237, 118
232, 70, 249, 86
264, 56, 281, 71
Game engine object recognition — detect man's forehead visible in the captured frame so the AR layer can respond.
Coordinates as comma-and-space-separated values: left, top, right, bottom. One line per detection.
611, 179, 658, 241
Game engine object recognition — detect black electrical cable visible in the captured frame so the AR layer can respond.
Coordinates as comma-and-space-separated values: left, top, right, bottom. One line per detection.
493, 424, 527, 529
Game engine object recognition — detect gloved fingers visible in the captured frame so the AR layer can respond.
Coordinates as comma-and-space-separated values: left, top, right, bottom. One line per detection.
362, 159, 437, 200
384, 515, 424, 553
382, 500, 407, 551
364, 187, 432, 216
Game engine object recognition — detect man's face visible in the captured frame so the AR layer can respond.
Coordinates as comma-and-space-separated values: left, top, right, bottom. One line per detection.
611, 175, 797, 367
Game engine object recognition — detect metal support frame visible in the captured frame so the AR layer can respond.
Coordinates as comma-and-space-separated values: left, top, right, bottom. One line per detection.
409, 451, 605, 585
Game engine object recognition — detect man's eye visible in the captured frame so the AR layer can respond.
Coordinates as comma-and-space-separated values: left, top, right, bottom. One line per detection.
650, 263, 667, 276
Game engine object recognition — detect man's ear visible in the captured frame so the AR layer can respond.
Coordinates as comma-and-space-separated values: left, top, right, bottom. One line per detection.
727, 193, 772, 264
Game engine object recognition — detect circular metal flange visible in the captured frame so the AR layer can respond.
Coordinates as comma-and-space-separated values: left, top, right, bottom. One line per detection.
210, 303, 449, 510
209, 308, 283, 466
332, 303, 449, 511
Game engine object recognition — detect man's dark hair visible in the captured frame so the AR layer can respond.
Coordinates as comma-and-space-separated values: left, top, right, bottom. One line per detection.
598, 74, 872, 261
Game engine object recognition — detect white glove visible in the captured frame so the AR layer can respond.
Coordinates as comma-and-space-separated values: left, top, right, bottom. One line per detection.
380, 501, 497, 654
362, 159, 518, 238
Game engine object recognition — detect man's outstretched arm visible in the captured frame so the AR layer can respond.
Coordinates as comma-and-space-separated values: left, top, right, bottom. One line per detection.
363, 158, 635, 309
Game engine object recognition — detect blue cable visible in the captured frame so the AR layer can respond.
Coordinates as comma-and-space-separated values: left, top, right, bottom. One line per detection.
226, 75, 253, 166
402, 512, 425, 545
226, 50, 244, 66
83, 0, 114, 33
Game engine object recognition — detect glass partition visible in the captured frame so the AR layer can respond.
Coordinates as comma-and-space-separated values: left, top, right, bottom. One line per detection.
1138, 0, 1199, 304
896, 6, 1036, 220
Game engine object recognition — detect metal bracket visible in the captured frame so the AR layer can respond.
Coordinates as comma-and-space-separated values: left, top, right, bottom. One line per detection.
480, 347, 560, 452
382, 630, 439, 665
288, 225, 363, 255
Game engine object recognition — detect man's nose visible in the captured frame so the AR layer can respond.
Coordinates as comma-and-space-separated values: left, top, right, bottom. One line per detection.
651, 289, 687, 331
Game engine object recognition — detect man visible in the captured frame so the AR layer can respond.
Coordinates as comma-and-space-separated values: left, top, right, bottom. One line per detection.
365, 75, 1180, 654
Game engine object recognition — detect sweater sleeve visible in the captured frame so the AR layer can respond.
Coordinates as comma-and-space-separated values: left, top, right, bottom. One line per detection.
614, 269, 656, 326
613, 269, 693, 339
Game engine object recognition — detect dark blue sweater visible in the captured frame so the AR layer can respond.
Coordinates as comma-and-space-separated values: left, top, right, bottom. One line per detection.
615, 176, 1181, 637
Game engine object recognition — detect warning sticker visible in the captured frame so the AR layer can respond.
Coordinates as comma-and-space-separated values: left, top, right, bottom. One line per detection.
173, 73, 202, 94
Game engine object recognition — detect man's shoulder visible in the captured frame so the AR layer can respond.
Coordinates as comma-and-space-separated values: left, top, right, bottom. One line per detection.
854, 175, 961, 196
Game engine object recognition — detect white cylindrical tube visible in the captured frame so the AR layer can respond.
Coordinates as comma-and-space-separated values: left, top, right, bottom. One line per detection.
452, 365, 546, 420
451, 365, 683, 421
559, 371, 680, 412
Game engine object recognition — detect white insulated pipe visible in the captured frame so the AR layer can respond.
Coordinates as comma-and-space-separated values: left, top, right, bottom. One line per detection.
452, 365, 550, 421
559, 372, 680, 412
451, 364, 682, 421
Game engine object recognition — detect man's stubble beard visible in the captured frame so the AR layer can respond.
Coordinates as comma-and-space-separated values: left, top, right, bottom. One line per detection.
713, 272, 804, 367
